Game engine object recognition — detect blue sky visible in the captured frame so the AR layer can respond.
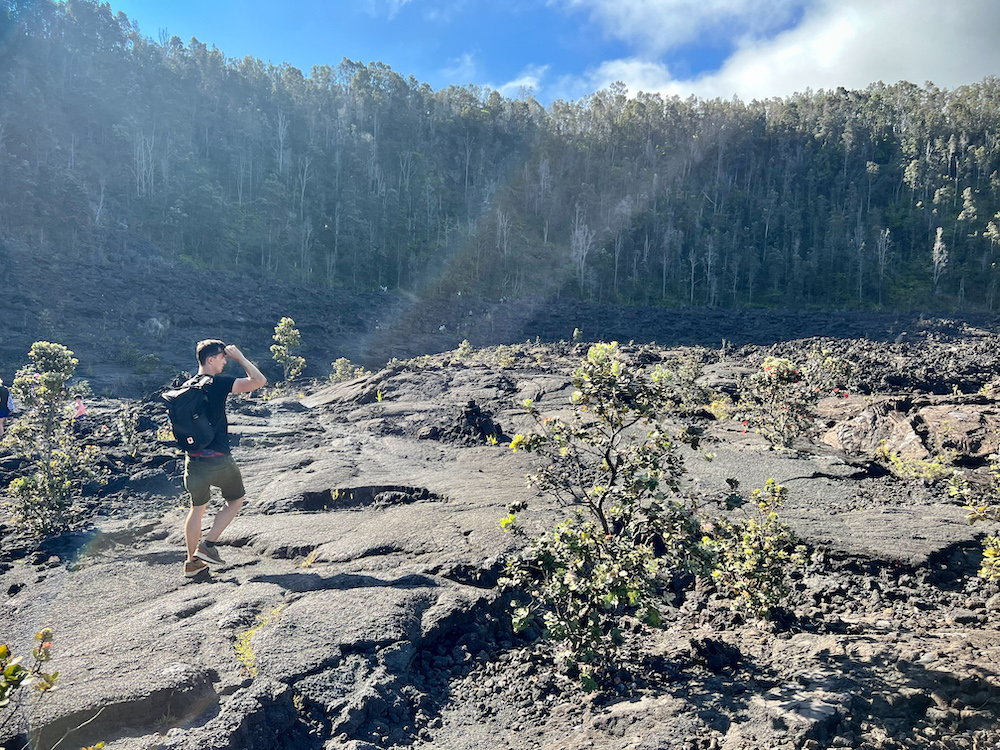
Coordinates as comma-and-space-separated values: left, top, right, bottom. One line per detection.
106, 0, 1000, 103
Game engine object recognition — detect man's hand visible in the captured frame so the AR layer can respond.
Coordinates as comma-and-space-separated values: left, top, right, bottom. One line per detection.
224, 344, 247, 362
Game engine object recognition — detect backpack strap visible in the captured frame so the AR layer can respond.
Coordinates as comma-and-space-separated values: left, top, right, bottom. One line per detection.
184, 374, 214, 389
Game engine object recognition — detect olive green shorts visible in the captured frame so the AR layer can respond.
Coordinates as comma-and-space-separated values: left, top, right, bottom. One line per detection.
184, 454, 246, 507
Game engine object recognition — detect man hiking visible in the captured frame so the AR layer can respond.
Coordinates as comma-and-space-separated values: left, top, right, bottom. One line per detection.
181, 340, 266, 577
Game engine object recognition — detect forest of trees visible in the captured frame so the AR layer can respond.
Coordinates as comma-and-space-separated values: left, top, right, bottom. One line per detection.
3, 0, 1000, 311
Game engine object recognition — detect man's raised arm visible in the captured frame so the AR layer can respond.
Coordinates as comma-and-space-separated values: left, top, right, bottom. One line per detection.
225, 344, 267, 393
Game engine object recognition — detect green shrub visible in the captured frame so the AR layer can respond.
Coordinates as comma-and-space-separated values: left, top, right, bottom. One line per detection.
0, 628, 59, 739
452, 339, 474, 362
36, 309, 54, 338
975, 534, 1000, 581
880, 448, 957, 483
67, 380, 93, 398
703, 479, 804, 618
965, 455, 1000, 581
505, 513, 668, 687
270, 317, 305, 381
134, 353, 160, 376
709, 394, 734, 421
329, 357, 370, 384
502, 342, 709, 683
800, 347, 852, 395
735, 357, 820, 448
502, 343, 806, 687
114, 403, 141, 457
2, 342, 101, 536
656, 353, 710, 414
115, 337, 141, 368
489, 344, 517, 369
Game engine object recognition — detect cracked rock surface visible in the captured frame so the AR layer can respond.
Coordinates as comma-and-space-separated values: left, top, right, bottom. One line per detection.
3, 333, 1000, 750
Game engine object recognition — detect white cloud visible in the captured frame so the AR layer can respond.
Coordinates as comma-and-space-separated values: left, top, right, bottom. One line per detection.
422, 0, 472, 24
555, 0, 1000, 101
555, 0, 807, 54
551, 59, 674, 101
442, 52, 479, 84
684, 0, 1000, 100
497, 64, 551, 97
363, 0, 413, 20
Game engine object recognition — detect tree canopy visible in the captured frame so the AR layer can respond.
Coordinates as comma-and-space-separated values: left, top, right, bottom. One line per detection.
3, 0, 1000, 311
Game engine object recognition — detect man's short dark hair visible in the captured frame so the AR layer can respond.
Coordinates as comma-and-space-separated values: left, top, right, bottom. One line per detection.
197, 339, 227, 365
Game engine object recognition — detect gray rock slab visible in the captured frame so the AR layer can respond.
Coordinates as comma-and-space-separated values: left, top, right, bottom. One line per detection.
681, 435, 976, 565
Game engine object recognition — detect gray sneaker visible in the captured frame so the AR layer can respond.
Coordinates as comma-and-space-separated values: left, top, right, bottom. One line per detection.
184, 558, 209, 577
195, 540, 225, 565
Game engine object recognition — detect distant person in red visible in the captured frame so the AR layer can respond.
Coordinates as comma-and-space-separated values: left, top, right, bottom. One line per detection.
0, 378, 10, 438
71, 395, 86, 419
183, 339, 267, 578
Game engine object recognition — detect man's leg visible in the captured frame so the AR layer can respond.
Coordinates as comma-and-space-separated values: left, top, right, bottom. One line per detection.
185, 503, 207, 561
203, 457, 246, 545
205, 496, 243, 543
0, 417, 6, 438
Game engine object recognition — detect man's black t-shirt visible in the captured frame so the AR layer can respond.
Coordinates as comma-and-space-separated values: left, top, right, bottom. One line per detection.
0, 385, 10, 417
199, 375, 236, 455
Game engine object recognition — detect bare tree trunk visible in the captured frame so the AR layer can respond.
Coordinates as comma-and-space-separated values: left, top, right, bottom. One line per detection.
298, 155, 312, 222
496, 209, 511, 257
274, 109, 289, 173
92, 178, 105, 226
613, 230, 624, 295
132, 128, 155, 197
570, 204, 596, 297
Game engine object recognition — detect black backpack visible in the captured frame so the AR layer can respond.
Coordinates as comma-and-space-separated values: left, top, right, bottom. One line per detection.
162, 375, 216, 452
